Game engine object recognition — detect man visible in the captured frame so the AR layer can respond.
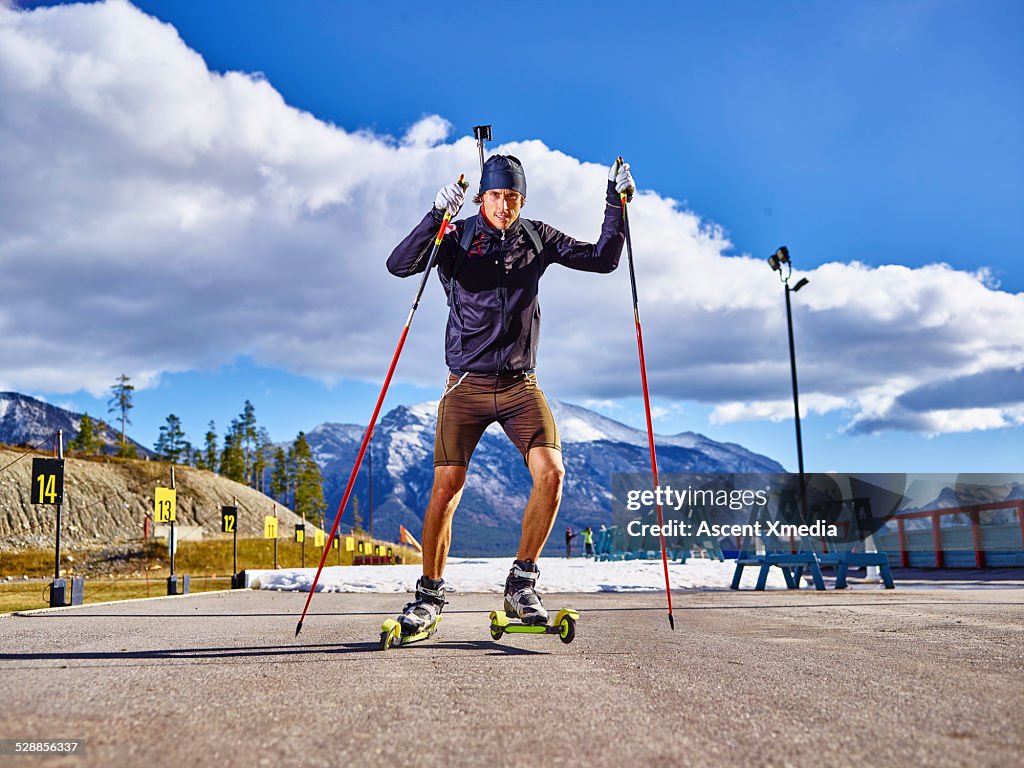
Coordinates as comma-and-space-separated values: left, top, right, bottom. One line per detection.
565, 526, 577, 559
386, 153, 635, 633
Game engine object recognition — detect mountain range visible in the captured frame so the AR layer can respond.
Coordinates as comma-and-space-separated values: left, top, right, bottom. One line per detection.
1, 390, 786, 556
305, 399, 785, 556
0, 392, 151, 457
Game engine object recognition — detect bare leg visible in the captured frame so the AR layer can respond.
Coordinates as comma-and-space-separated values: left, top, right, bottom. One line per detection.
420, 465, 467, 580
517, 446, 565, 561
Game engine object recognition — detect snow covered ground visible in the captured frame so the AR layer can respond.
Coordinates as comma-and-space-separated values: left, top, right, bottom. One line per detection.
248, 556, 790, 593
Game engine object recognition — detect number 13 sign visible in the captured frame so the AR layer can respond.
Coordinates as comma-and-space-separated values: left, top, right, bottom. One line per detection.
154, 487, 176, 523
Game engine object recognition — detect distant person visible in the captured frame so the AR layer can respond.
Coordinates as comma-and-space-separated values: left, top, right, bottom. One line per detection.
582, 526, 595, 558
565, 526, 577, 559
386, 153, 635, 634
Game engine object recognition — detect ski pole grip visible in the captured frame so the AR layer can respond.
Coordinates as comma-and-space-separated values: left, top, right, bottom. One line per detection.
617, 157, 628, 206
434, 173, 466, 244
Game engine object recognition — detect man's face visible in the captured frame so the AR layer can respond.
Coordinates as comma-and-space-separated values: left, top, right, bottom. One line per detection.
482, 189, 523, 230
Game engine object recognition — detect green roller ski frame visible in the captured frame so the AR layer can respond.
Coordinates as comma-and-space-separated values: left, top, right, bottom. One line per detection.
489, 608, 578, 644
379, 615, 442, 650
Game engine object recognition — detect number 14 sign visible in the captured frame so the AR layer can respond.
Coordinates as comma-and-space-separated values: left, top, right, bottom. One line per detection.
31, 458, 64, 505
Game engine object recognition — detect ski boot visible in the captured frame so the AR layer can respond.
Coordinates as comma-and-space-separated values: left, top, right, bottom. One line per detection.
503, 559, 548, 625
379, 576, 445, 650
490, 560, 578, 644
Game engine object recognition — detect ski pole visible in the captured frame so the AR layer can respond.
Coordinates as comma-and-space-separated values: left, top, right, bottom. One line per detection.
619, 159, 675, 630
295, 173, 467, 637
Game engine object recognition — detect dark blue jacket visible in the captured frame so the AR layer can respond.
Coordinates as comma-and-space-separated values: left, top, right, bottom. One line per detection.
387, 181, 625, 374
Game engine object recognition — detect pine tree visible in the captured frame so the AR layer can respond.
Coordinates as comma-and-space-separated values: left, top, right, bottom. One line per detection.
70, 413, 98, 455
270, 447, 289, 502
220, 419, 246, 482
239, 400, 258, 486
291, 432, 325, 523
253, 426, 272, 492
201, 421, 218, 473
155, 414, 187, 463
107, 374, 135, 457
350, 495, 364, 534
286, 444, 298, 508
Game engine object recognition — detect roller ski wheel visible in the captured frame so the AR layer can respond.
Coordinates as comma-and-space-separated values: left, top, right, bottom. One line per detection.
488, 608, 578, 644
557, 612, 576, 644
378, 616, 442, 650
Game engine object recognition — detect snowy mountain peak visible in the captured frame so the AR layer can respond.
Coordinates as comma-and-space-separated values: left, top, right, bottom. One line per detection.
0, 391, 150, 455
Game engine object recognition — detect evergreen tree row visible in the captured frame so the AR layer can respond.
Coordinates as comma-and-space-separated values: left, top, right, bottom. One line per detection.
70, 375, 326, 524
151, 401, 325, 523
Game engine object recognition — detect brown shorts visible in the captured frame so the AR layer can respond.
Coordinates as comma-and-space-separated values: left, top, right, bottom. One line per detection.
434, 370, 561, 467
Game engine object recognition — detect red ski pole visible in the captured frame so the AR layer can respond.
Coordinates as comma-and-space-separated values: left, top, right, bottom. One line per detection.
619, 159, 675, 630
295, 174, 466, 637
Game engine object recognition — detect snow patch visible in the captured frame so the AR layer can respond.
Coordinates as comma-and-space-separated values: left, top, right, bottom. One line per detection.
248, 556, 789, 593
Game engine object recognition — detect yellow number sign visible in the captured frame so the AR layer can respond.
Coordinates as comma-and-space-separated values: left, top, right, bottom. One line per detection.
264, 516, 278, 539
221, 506, 237, 534
154, 487, 176, 523
314, 529, 325, 548
345, 536, 355, 552
31, 458, 64, 505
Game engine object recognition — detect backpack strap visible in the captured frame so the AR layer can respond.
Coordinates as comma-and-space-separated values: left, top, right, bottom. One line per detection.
454, 215, 544, 277
454, 214, 478, 279
520, 219, 544, 255
459, 214, 479, 254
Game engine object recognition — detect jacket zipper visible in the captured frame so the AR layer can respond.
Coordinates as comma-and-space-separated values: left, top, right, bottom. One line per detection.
497, 229, 511, 373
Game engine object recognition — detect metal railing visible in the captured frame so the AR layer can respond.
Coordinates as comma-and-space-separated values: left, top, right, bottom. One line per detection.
877, 500, 1024, 568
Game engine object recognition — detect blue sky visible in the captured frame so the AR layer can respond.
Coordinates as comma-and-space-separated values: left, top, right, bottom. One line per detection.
3, 0, 1023, 472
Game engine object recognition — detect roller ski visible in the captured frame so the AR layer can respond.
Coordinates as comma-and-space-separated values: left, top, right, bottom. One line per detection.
489, 560, 579, 644
489, 607, 579, 644
379, 576, 445, 650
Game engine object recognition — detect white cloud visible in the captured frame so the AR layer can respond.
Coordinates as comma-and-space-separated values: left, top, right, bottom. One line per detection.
1, 1, 1022, 436
401, 115, 452, 148
581, 399, 622, 412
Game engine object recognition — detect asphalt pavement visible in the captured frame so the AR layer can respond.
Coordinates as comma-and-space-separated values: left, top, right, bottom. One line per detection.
1, 586, 1022, 768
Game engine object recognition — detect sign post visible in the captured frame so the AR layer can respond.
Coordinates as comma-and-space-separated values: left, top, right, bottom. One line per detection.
156, 468, 188, 595
295, 523, 305, 567
264, 509, 279, 569
32, 431, 81, 607
222, 499, 240, 588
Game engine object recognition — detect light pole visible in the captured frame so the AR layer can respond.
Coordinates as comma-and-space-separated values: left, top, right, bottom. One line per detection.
768, 245, 810, 482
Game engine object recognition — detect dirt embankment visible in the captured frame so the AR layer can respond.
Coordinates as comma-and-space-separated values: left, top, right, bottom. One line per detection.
0, 446, 304, 551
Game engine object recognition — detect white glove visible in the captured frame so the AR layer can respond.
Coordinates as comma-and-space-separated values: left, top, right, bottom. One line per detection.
608, 158, 636, 201
434, 181, 466, 216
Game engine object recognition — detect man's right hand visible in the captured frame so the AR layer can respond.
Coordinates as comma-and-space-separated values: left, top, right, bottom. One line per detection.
434, 181, 466, 216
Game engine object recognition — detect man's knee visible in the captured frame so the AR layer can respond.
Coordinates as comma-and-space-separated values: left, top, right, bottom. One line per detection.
542, 463, 565, 490
529, 450, 565, 493
428, 466, 467, 508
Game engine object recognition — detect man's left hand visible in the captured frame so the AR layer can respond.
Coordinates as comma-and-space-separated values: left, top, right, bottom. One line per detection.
608, 158, 636, 202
